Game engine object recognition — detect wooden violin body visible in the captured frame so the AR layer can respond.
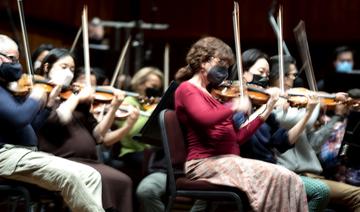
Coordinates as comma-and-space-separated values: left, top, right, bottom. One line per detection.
211, 80, 270, 105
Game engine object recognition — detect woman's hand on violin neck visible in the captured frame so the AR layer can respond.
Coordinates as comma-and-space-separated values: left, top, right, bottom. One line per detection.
124, 105, 140, 127
274, 97, 290, 112
110, 88, 125, 107
265, 87, 281, 107
305, 92, 319, 111
231, 95, 252, 115
30, 84, 48, 104
47, 84, 62, 107
335, 102, 349, 117
335, 92, 348, 102
77, 86, 94, 103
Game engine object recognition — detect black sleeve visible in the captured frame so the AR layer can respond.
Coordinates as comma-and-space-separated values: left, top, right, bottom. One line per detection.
267, 113, 293, 153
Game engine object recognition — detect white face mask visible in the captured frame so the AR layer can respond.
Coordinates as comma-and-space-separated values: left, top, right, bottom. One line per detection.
33, 60, 41, 70
48, 68, 74, 86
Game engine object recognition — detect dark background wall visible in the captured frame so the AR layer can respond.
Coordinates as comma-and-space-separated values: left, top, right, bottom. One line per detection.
1, 0, 360, 82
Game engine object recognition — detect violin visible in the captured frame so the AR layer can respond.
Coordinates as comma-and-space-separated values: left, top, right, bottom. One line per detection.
92, 101, 150, 120
90, 85, 155, 120
211, 80, 270, 105
7, 74, 32, 96
286, 87, 358, 110
93, 85, 160, 111
138, 96, 160, 111
7, 74, 71, 99
94, 85, 139, 102
211, 80, 323, 108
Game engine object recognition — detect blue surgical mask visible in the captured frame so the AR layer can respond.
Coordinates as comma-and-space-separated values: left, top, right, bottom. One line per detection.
336, 61, 353, 73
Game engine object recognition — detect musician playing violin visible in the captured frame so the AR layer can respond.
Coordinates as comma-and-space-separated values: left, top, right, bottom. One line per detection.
0, 34, 106, 212
174, 36, 309, 212
114, 66, 163, 170
36, 48, 136, 212
228, 49, 329, 212
269, 55, 360, 212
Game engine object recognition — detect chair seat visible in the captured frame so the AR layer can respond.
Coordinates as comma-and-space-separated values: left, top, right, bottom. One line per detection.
159, 109, 247, 211
0, 177, 64, 211
176, 177, 228, 190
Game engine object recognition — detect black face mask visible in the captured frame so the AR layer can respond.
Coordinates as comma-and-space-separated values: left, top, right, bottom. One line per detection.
248, 74, 269, 88
145, 87, 162, 97
0, 62, 23, 82
207, 66, 229, 87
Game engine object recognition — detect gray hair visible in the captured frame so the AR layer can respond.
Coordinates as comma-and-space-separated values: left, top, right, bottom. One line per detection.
0, 34, 18, 53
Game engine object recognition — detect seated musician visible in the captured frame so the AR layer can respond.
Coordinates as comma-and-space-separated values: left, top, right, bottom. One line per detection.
270, 55, 360, 212
193, 49, 330, 212
174, 36, 308, 211
238, 49, 330, 212
0, 34, 105, 212
36, 48, 136, 212
114, 67, 163, 168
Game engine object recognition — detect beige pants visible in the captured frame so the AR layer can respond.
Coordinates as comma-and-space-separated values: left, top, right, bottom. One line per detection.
0, 145, 104, 212
305, 173, 360, 212
320, 179, 360, 212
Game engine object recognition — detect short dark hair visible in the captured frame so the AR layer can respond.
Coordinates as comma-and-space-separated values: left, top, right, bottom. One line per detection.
242, 49, 269, 72
31, 43, 54, 62
269, 55, 296, 85
39, 48, 75, 76
334, 46, 354, 60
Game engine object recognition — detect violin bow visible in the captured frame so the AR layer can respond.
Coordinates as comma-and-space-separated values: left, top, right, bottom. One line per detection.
96, 36, 131, 122
232, 1, 244, 97
17, 0, 33, 85
110, 36, 132, 87
163, 43, 170, 91
70, 27, 82, 54
293, 20, 318, 91
81, 6, 91, 88
268, 0, 291, 56
277, 5, 285, 95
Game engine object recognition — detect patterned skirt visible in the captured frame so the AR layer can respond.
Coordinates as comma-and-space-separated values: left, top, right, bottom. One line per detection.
185, 154, 308, 212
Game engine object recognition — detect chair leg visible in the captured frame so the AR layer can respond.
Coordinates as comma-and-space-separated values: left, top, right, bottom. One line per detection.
14, 186, 31, 212
208, 202, 218, 212
235, 200, 244, 212
165, 196, 175, 212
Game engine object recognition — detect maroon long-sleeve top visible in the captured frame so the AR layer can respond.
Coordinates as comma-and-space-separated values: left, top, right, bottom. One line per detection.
175, 81, 264, 161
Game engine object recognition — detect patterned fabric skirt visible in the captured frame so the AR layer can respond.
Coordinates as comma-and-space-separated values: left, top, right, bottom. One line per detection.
185, 154, 308, 212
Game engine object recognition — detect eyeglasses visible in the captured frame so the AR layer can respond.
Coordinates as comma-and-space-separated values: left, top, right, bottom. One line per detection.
210, 57, 229, 68
0, 52, 19, 63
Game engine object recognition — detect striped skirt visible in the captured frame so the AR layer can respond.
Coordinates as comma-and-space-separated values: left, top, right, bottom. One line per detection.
185, 154, 308, 212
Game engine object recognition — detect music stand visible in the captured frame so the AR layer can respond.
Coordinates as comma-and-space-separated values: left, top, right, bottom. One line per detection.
339, 110, 360, 167
324, 71, 360, 93
135, 81, 179, 146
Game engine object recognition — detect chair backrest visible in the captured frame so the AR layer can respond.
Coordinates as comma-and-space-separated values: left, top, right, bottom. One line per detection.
159, 109, 187, 168
159, 109, 187, 194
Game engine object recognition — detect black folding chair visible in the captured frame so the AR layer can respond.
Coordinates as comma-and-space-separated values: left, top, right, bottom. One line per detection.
0, 178, 64, 212
159, 109, 247, 212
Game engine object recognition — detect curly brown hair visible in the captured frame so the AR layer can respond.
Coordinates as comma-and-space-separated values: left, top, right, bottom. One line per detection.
175, 36, 234, 82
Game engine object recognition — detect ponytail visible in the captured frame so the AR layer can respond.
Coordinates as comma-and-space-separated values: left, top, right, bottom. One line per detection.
175, 65, 194, 83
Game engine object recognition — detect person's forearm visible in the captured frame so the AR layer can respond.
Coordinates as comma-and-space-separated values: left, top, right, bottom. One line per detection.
248, 104, 266, 122
258, 101, 276, 121
55, 94, 79, 123
287, 107, 315, 144
93, 103, 120, 141
243, 101, 274, 127
102, 123, 133, 146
